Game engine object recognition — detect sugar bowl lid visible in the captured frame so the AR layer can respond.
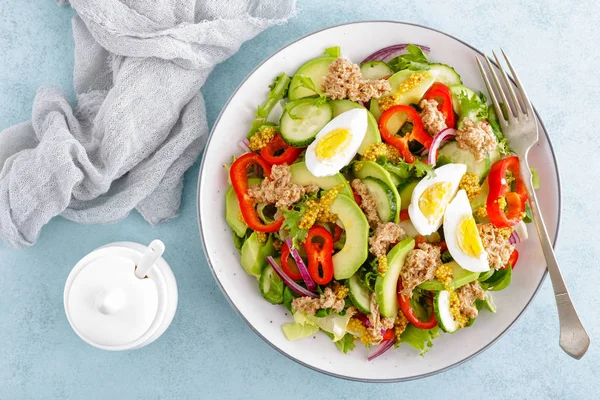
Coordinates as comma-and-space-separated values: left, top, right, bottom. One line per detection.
64, 240, 175, 350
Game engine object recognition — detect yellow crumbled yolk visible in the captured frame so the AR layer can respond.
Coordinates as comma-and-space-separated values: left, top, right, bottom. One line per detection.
335, 284, 349, 300
457, 215, 485, 257
475, 206, 488, 219
459, 173, 481, 201
315, 128, 352, 160
449, 291, 469, 328
256, 231, 267, 243
362, 142, 402, 163
377, 255, 388, 276
498, 227, 513, 240
248, 126, 276, 151
298, 184, 343, 229
347, 318, 376, 344
435, 263, 454, 292
495, 196, 507, 211
379, 72, 432, 112
418, 181, 453, 223
272, 239, 283, 251
394, 310, 409, 342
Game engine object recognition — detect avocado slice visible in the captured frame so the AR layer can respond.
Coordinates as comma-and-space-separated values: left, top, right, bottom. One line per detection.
241, 232, 275, 278
288, 56, 336, 100
418, 261, 480, 291
370, 70, 437, 119
375, 237, 415, 318
329, 99, 381, 155
289, 161, 352, 198
225, 178, 262, 237
353, 161, 401, 222
330, 194, 369, 280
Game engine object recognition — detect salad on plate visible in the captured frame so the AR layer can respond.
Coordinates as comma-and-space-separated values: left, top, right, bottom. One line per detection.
224, 44, 538, 359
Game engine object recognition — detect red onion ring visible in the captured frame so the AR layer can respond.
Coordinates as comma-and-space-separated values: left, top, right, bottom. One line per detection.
367, 338, 395, 361
284, 237, 317, 291
266, 256, 317, 298
361, 44, 431, 64
427, 128, 457, 166
239, 138, 251, 153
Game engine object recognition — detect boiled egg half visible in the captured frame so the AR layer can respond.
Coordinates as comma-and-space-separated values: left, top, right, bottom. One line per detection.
443, 190, 489, 272
408, 163, 466, 236
305, 108, 367, 177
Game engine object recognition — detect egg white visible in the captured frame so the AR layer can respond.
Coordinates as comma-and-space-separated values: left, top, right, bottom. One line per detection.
444, 190, 489, 273
305, 108, 367, 177
408, 163, 466, 236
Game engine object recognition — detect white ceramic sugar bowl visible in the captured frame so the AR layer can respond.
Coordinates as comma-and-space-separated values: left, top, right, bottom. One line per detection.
64, 240, 178, 351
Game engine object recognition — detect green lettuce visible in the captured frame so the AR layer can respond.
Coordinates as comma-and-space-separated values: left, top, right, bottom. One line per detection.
388, 44, 430, 71
400, 325, 440, 355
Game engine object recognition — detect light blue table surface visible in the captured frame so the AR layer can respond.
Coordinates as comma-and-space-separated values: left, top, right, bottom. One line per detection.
1, 1, 598, 399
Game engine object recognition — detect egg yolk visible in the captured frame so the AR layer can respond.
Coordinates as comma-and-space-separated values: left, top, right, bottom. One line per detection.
418, 181, 453, 223
315, 128, 352, 160
456, 215, 484, 257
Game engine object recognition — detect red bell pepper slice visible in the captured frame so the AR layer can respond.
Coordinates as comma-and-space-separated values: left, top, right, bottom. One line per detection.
507, 248, 519, 269
400, 209, 410, 222
423, 82, 456, 129
304, 225, 334, 285
352, 188, 362, 206
382, 329, 395, 341
378, 105, 431, 163
229, 153, 284, 233
486, 156, 528, 228
333, 225, 344, 243
260, 134, 303, 165
397, 279, 438, 329
280, 242, 303, 281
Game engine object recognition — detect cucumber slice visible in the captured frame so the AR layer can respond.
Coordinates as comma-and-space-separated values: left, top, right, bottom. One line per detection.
398, 180, 418, 211
434, 290, 460, 333
437, 141, 491, 184
347, 274, 371, 314
361, 177, 397, 222
259, 264, 284, 304
280, 99, 333, 146
288, 56, 336, 100
353, 161, 401, 222
429, 63, 462, 86
329, 99, 381, 155
449, 84, 476, 115
360, 61, 394, 80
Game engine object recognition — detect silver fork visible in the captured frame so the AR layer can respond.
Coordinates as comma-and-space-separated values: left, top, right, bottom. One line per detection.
476, 50, 590, 360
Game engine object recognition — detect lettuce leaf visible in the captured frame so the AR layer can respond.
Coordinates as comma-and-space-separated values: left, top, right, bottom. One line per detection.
388, 44, 430, 71
400, 325, 440, 355
325, 332, 357, 354
247, 73, 291, 137
323, 46, 341, 58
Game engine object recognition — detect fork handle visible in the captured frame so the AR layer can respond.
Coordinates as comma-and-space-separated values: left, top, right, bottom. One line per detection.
520, 161, 590, 359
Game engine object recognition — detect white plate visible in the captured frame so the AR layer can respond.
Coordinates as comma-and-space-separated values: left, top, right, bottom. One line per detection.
197, 21, 561, 382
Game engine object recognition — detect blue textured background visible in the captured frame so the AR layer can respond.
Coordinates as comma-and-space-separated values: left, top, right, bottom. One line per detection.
0, 1, 598, 399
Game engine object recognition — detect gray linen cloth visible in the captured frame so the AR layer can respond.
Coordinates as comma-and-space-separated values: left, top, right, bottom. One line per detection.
0, 0, 296, 248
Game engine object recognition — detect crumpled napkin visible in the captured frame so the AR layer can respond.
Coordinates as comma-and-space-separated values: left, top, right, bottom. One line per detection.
0, 0, 296, 248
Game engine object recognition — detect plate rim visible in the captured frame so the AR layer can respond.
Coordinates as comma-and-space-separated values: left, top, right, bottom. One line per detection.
196, 20, 562, 382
